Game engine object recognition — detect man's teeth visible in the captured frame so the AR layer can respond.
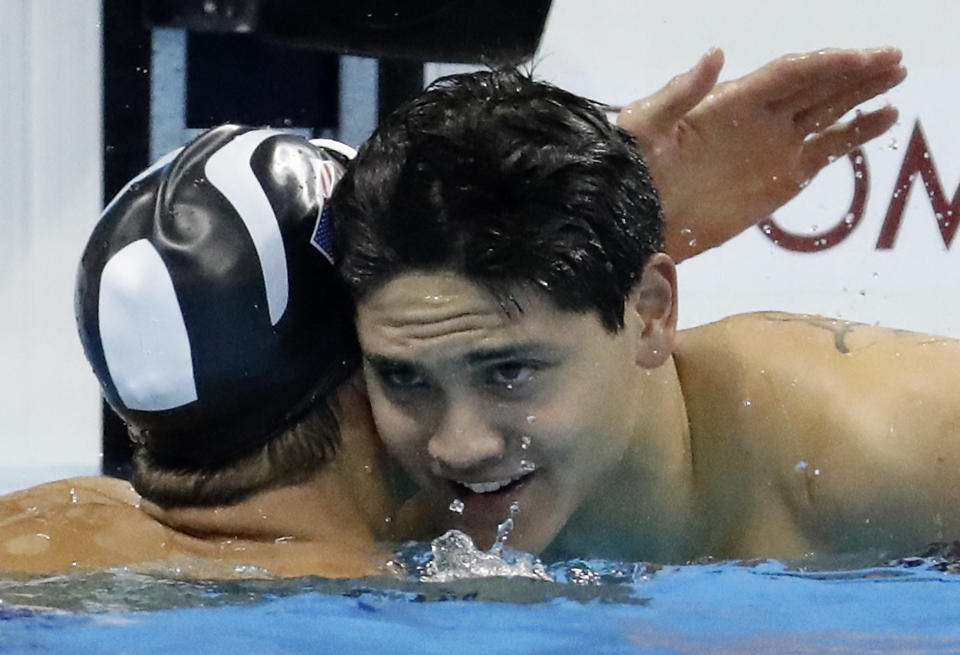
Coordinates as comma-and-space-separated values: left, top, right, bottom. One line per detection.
461, 480, 512, 494
458, 471, 532, 494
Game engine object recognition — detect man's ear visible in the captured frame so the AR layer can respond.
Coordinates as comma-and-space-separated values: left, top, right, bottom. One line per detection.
624, 252, 677, 368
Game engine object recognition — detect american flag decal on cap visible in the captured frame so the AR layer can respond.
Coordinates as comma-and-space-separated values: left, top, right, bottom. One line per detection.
311, 205, 335, 263
308, 156, 346, 263
316, 159, 340, 199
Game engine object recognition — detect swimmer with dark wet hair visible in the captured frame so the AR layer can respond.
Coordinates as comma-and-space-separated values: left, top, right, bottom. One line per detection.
333, 47, 960, 563
0, 47, 908, 576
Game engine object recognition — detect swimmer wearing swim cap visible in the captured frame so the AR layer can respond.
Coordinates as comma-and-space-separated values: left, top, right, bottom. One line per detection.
2, 126, 400, 577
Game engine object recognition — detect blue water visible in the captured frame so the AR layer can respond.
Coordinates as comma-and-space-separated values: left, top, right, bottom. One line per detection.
2, 558, 959, 654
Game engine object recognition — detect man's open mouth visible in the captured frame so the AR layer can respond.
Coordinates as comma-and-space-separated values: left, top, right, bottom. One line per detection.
453, 468, 537, 496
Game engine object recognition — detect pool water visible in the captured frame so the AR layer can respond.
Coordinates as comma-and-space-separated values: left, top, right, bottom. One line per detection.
1, 535, 959, 654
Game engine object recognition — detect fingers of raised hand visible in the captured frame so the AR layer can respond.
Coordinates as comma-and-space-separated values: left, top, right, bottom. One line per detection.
619, 48, 725, 132
791, 64, 906, 135
758, 46, 903, 107
660, 48, 725, 121
799, 105, 899, 178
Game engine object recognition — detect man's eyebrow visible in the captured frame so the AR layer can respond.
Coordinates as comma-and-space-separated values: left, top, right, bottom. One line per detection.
363, 345, 558, 369
465, 344, 553, 366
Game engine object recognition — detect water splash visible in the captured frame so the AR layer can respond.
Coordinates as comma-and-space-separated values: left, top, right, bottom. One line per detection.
419, 530, 551, 583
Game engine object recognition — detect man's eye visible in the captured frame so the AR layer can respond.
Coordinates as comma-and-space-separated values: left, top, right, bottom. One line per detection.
488, 362, 536, 388
379, 366, 426, 389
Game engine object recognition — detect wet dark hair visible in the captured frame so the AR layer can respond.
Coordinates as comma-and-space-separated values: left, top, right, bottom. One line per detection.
330, 68, 664, 331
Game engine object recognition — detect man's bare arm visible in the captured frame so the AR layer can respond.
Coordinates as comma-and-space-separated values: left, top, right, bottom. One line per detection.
617, 47, 906, 261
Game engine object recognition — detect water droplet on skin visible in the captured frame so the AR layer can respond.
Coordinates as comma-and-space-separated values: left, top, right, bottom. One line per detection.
813, 468, 821, 476
855, 155, 864, 165
509, 502, 520, 515
742, 399, 752, 407
795, 460, 809, 472
687, 238, 698, 247
520, 460, 536, 473
520, 435, 531, 449
449, 499, 465, 514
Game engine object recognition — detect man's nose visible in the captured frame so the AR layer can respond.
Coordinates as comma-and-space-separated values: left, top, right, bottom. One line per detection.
427, 401, 504, 471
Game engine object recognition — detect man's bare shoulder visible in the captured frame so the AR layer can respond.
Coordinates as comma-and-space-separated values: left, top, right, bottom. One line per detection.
675, 311, 960, 555
675, 310, 960, 432
0, 476, 140, 515
0, 476, 176, 574
677, 311, 959, 359
0, 477, 392, 579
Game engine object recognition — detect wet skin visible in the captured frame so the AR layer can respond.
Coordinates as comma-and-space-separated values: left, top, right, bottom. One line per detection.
0, 380, 400, 578
357, 267, 960, 562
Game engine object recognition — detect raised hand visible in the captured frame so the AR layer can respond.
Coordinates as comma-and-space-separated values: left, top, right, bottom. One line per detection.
617, 47, 906, 261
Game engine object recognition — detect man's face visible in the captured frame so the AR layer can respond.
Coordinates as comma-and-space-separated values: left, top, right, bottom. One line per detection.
355, 271, 647, 553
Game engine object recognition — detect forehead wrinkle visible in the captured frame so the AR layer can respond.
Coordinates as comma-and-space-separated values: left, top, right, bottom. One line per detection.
358, 272, 535, 354
379, 308, 503, 343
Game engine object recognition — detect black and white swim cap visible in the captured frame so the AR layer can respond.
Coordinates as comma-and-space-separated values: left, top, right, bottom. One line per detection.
76, 125, 360, 467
